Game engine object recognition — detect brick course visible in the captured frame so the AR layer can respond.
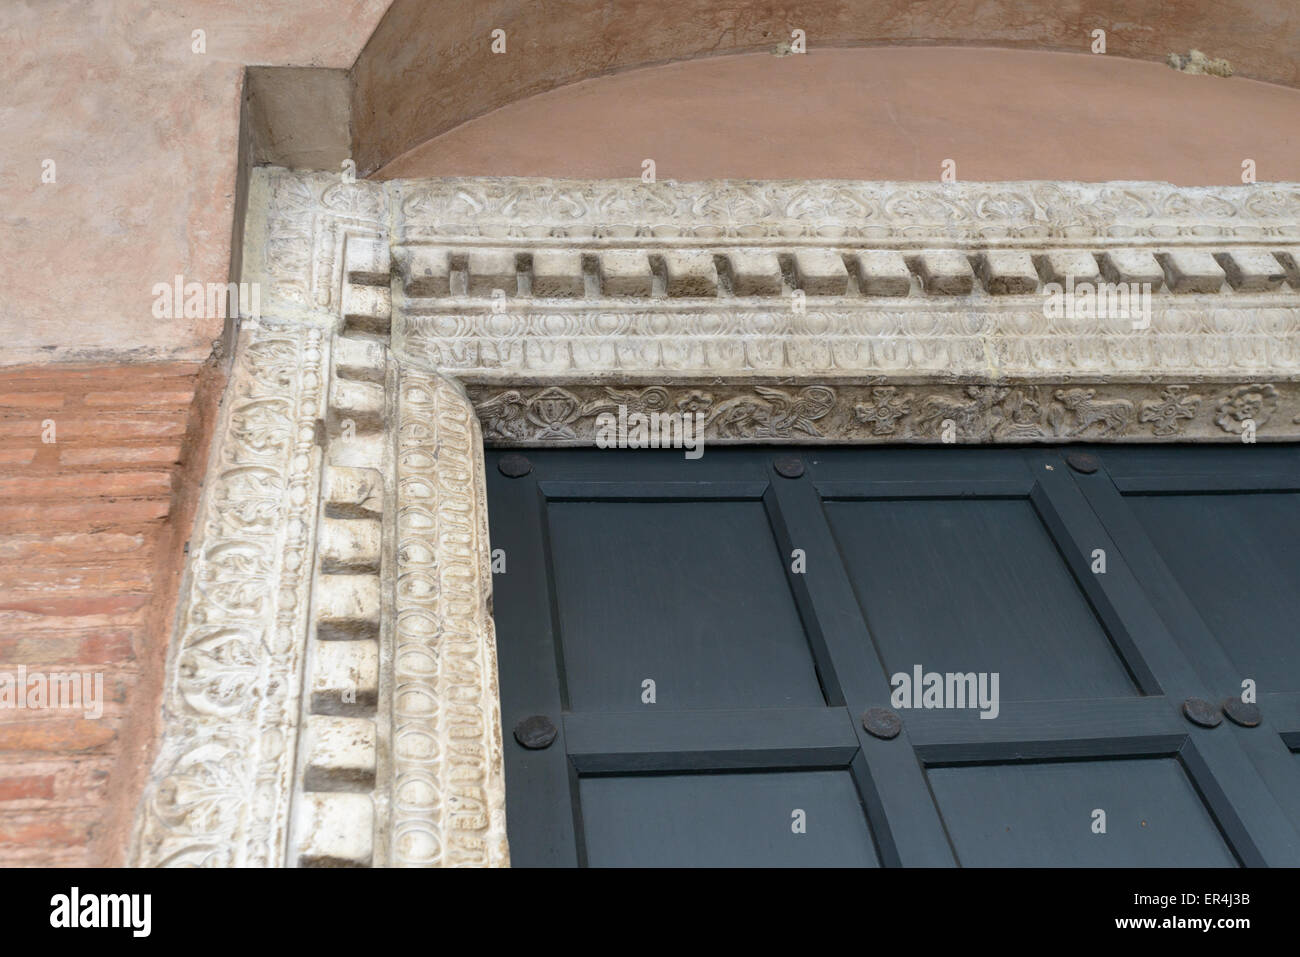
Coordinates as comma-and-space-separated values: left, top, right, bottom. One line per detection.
0, 359, 221, 866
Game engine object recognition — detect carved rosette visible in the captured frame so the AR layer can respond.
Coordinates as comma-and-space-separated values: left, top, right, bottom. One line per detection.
132, 321, 325, 867
392, 370, 508, 867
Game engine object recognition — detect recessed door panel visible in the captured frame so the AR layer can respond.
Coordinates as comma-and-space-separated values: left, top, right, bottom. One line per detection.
1127, 492, 1300, 691
579, 770, 879, 867
928, 758, 1237, 867
547, 499, 824, 711
487, 446, 1300, 867
825, 498, 1137, 701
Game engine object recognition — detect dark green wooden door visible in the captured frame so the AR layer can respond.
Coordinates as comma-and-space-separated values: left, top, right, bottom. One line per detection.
485, 445, 1300, 867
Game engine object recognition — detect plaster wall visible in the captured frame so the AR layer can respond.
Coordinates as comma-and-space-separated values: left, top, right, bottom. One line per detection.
378, 48, 1300, 184
354, 0, 1300, 173
5, 2, 1299, 366
0, 0, 389, 368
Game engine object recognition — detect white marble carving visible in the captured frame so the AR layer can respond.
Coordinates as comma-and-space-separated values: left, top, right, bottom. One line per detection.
132, 320, 326, 867
391, 370, 508, 867
136, 169, 1300, 868
465, 381, 1298, 445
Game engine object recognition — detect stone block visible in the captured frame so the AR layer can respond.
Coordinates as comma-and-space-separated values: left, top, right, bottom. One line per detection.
1215, 250, 1286, 292
315, 575, 381, 641
911, 251, 975, 295
296, 793, 373, 867
599, 250, 654, 297
852, 250, 913, 297
318, 517, 381, 574
661, 250, 719, 296
1275, 248, 1300, 289
400, 246, 452, 297
975, 250, 1039, 294
1037, 250, 1101, 286
530, 250, 585, 297
1098, 249, 1165, 286
310, 638, 379, 712
302, 716, 377, 791
343, 236, 389, 286
322, 466, 384, 520
328, 378, 385, 433
723, 250, 784, 296
792, 249, 849, 295
341, 285, 391, 336
1159, 249, 1226, 293
466, 248, 518, 297
331, 337, 386, 384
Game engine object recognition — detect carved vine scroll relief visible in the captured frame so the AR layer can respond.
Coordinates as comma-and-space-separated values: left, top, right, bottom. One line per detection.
131, 321, 327, 867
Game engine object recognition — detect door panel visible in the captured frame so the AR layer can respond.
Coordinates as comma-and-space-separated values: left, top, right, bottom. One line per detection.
825, 497, 1138, 701
547, 499, 825, 711
928, 758, 1238, 867
486, 445, 1300, 867
580, 770, 879, 867
1125, 493, 1300, 691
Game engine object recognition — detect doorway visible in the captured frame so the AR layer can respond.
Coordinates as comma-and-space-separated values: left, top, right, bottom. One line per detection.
486, 444, 1300, 866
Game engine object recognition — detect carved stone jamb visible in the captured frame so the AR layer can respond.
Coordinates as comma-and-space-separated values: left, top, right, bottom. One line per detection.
390, 370, 508, 866
131, 319, 329, 867
133, 169, 511, 868
132, 169, 399, 868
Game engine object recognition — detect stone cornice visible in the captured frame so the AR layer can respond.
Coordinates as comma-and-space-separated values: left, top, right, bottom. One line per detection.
389, 177, 1300, 244
242, 169, 388, 329
245, 170, 1300, 403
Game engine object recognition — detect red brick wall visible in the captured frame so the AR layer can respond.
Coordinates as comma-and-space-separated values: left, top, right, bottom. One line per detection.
0, 359, 223, 865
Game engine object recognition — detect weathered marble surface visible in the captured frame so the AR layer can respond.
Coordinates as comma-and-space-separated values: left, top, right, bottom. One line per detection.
135, 169, 1300, 868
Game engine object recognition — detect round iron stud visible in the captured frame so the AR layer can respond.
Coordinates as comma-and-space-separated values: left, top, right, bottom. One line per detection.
861, 707, 903, 740
1222, 698, 1262, 728
513, 715, 557, 749
1182, 697, 1222, 728
1066, 452, 1101, 474
773, 456, 805, 479
498, 453, 532, 478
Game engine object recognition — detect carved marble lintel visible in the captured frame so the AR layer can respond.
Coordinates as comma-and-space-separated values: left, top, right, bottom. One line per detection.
465, 381, 1297, 445
389, 177, 1300, 244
